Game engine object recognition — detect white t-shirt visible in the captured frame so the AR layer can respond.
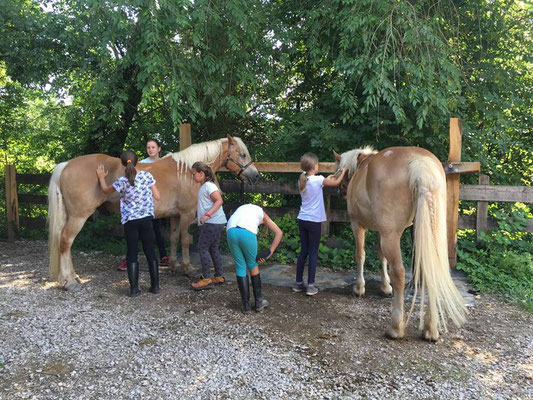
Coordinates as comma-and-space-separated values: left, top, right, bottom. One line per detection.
197, 181, 227, 225
297, 175, 326, 222
140, 157, 156, 164
226, 204, 264, 234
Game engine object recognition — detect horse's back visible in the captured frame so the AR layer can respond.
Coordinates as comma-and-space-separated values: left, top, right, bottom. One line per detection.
60, 154, 123, 216
350, 146, 443, 231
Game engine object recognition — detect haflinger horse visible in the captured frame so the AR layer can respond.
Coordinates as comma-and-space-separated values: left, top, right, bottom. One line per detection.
48, 135, 259, 290
334, 146, 467, 341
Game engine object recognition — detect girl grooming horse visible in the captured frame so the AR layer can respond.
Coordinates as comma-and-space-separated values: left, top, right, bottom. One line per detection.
96, 151, 160, 297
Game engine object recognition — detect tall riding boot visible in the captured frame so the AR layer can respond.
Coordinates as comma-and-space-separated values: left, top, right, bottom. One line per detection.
251, 273, 269, 312
148, 259, 160, 294
127, 261, 141, 297
236, 276, 251, 314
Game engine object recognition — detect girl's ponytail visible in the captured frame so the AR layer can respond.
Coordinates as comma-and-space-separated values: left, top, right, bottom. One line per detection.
120, 150, 139, 186
299, 153, 319, 192
298, 172, 307, 192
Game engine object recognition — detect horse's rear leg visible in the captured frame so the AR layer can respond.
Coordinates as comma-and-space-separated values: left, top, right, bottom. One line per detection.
377, 239, 392, 296
58, 216, 88, 290
352, 223, 366, 297
168, 216, 180, 274
380, 233, 405, 339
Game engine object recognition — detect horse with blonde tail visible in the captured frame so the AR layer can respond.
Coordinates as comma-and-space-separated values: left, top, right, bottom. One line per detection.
48, 135, 259, 290
334, 146, 467, 341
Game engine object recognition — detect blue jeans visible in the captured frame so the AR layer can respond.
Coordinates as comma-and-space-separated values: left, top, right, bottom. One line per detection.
226, 227, 257, 278
295, 219, 322, 285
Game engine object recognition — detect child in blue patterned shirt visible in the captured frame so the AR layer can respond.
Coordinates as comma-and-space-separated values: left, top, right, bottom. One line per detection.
96, 150, 161, 297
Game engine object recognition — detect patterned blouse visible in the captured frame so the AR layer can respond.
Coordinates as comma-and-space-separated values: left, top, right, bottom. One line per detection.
112, 171, 156, 224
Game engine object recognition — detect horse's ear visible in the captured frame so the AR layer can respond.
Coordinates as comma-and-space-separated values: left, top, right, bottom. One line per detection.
227, 134, 236, 145
333, 150, 341, 162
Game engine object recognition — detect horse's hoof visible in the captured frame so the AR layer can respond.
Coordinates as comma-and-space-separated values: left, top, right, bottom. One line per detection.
352, 288, 365, 297
381, 285, 393, 296
422, 330, 439, 342
63, 281, 82, 291
385, 328, 405, 340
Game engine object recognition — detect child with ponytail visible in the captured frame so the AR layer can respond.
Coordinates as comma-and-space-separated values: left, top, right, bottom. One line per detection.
96, 150, 161, 297
190, 161, 228, 290
293, 153, 346, 296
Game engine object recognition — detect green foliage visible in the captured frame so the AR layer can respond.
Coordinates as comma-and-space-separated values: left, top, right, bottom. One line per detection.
457, 209, 533, 312
72, 215, 126, 256
256, 213, 413, 272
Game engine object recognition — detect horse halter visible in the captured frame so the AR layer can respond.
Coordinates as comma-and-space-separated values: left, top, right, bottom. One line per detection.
224, 140, 253, 178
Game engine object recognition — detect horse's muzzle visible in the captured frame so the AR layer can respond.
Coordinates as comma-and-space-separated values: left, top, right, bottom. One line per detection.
244, 169, 260, 185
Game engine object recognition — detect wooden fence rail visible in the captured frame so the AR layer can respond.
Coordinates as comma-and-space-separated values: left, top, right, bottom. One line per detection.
6, 169, 532, 235
4, 119, 532, 269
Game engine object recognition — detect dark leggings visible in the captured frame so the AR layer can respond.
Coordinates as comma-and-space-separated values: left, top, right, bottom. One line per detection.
152, 218, 167, 258
124, 216, 157, 265
296, 219, 322, 285
198, 223, 225, 278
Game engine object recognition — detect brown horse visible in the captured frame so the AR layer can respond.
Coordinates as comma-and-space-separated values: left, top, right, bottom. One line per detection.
334, 146, 467, 341
48, 135, 259, 290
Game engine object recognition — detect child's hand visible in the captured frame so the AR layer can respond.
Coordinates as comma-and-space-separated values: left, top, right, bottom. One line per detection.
256, 248, 272, 263
96, 164, 108, 179
199, 215, 209, 224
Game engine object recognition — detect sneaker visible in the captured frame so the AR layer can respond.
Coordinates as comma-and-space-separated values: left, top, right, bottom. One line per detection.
191, 277, 213, 291
306, 284, 319, 296
292, 282, 306, 293
160, 256, 170, 266
212, 276, 226, 285
117, 259, 127, 271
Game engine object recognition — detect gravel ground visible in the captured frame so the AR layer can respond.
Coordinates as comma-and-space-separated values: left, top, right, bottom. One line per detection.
0, 240, 532, 399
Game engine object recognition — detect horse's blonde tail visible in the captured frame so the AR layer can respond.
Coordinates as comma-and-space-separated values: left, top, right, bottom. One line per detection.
407, 157, 467, 332
48, 162, 68, 280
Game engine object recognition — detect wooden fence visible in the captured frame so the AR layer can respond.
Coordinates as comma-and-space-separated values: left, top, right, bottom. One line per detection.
4, 119, 533, 268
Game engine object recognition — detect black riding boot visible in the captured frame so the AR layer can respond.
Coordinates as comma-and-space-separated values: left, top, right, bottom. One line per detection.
251, 273, 269, 312
148, 259, 160, 294
236, 276, 251, 314
127, 261, 141, 297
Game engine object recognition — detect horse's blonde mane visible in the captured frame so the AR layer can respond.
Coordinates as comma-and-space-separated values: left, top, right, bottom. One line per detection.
169, 137, 249, 176
339, 146, 377, 178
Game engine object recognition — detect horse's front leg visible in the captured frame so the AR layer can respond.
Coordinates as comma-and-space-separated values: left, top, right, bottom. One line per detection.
168, 216, 180, 274
377, 237, 392, 296
352, 223, 366, 297
178, 210, 196, 277
381, 233, 406, 339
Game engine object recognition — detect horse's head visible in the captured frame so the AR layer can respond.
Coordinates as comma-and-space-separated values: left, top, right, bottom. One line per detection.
224, 135, 260, 184
333, 147, 377, 198
333, 150, 350, 198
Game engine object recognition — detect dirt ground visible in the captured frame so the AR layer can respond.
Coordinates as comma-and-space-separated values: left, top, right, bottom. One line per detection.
0, 240, 532, 399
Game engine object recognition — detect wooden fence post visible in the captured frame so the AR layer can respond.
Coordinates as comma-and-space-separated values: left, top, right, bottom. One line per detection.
446, 118, 462, 268
4, 164, 20, 242
179, 123, 192, 151
475, 175, 490, 244
321, 195, 331, 236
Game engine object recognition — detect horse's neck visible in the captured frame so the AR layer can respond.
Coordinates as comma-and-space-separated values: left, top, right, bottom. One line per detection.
207, 140, 228, 173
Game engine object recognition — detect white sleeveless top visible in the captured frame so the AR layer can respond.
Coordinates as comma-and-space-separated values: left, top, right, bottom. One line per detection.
226, 204, 264, 234
297, 175, 326, 222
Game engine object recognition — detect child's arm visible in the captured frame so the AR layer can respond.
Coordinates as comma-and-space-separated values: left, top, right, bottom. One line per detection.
96, 165, 116, 195
151, 183, 160, 201
323, 168, 347, 187
261, 211, 283, 260
199, 190, 223, 224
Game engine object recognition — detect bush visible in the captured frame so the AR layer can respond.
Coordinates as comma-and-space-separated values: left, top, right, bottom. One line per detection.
457, 209, 533, 312
256, 213, 413, 272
